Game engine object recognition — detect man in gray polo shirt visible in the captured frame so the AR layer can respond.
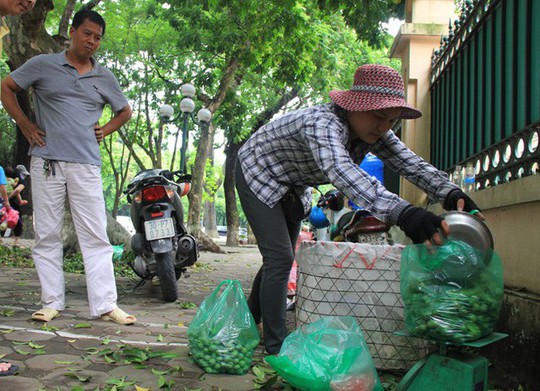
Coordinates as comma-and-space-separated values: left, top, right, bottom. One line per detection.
1, 9, 136, 325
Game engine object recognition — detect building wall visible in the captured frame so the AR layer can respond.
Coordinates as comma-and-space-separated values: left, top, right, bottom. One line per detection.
391, 1, 539, 388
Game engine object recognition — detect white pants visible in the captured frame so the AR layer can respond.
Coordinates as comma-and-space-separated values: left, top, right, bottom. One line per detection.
30, 157, 118, 317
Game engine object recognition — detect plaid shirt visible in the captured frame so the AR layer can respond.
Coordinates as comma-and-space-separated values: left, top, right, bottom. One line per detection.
238, 103, 458, 224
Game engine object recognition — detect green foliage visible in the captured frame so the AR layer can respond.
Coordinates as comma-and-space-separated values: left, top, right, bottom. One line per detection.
3, 0, 404, 227
0, 58, 16, 166
197, 2, 402, 144
317, 0, 405, 47
64, 251, 135, 277
202, 158, 222, 204
0, 245, 34, 268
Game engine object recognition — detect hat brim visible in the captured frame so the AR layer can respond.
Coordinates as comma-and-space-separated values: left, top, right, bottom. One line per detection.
329, 90, 422, 119
15, 166, 30, 176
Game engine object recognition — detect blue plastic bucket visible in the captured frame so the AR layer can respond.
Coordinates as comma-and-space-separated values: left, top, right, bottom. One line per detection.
308, 206, 330, 228
361, 153, 384, 184
349, 153, 384, 210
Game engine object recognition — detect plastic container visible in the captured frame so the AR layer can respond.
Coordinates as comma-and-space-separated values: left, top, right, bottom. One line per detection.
441, 211, 493, 252
464, 162, 476, 193
361, 153, 384, 183
349, 154, 384, 210
308, 206, 330, 228
452, 165, 463, 189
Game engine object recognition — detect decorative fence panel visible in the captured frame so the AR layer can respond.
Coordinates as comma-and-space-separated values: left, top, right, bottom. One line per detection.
430, 0, 539, 189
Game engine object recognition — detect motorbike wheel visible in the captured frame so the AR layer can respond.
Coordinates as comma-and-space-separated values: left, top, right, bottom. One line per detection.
155, 252, 179, 302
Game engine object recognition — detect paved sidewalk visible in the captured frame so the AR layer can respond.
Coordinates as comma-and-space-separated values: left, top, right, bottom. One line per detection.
0, 244, 280, 391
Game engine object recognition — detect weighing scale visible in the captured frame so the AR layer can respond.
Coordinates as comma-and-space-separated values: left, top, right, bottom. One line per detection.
395, 331, 507, 391
394, 210, 506, 390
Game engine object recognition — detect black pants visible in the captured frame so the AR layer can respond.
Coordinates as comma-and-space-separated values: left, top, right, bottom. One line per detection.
235, 162, 302, 354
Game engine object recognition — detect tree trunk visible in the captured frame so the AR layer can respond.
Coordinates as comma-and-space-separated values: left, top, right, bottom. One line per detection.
187, 56, 239, 246
186, 121, 212, 235
197, 230, 226, 253
57, 0, 76, 39
62, 205, 132, 256
224, 142, 240, 246
4, 2, 61, 216
4, 1, 59, 70
202, 148, 219, 238
203, 200, 218, 238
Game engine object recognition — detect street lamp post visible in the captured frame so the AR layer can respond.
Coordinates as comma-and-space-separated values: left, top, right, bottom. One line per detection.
159, 83, 212, 174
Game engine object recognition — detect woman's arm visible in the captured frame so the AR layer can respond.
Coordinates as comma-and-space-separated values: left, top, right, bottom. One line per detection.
8, 184, 24, 200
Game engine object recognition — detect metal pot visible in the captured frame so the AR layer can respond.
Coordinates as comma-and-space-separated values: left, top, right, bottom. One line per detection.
441, 211, 494, 252
418, 212, 494, 283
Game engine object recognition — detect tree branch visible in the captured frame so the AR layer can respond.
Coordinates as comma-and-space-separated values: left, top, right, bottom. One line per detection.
57, 0, 76, 39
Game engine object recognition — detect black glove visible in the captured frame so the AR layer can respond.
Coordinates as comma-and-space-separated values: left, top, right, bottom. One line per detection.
443, 189, 480, 213
397, 206, 444, 244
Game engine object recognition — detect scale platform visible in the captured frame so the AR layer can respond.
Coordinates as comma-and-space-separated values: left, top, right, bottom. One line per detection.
395, 331, 508, 391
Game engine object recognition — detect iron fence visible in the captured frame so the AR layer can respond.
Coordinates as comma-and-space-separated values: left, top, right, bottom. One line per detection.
430, 0, 540, 189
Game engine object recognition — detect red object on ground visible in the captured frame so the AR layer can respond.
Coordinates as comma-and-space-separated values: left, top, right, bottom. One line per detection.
288, 230, 314, 295
0, 207, 19, 230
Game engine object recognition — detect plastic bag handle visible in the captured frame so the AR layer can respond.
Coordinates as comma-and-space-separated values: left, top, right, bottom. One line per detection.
205, 279, 242, 304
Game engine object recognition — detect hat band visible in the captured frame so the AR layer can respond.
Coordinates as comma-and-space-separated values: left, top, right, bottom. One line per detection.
351, 85, 405, 98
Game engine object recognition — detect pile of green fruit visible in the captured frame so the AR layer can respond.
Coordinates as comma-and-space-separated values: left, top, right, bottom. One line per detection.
403, 269, 503, 344
189, 335, 259, 374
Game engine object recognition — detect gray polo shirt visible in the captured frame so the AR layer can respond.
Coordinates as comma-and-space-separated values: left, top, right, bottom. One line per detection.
11, 50, 129, 166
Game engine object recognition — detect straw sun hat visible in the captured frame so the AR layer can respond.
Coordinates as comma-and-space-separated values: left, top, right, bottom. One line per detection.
329, 64, 422, 119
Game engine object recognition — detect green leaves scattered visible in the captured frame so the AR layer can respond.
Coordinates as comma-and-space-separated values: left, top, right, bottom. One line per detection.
14, 347, 31, 355
64, 369, 92, 383
190, 262, 213, 273
84, 344, 182, 367
0, 309, 16, 317
0, 245, 34, 268
177, 301, 197, 309
157, 375, 175, 389
28, 341, 44, 349
74, 323, 92, 329
106, 376, 136, 388
13, 340, 46, 355
75, 344, 186, 389
252, 363, 280, 389
40, 323, 59, 332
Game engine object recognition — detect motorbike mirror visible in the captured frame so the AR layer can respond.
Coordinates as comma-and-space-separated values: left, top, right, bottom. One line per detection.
173, 172, 192, 182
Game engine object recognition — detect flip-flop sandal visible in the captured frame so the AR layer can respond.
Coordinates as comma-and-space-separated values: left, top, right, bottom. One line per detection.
0, 360, 19, 376
100, 307, 136, 325
31, 308, 60, 322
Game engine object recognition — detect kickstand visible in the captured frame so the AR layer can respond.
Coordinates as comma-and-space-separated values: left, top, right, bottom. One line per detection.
131, 278, 148, 291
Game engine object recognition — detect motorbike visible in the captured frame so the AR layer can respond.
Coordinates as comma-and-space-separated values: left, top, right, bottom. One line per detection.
309, 189, 392, 244
124, 168, 198, 302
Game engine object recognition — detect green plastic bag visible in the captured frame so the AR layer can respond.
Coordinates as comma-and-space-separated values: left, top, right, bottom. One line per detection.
266, 316, 383, 391
401, 240, 504, 344
187, 280, 260, 374
112, 244, 124, 261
